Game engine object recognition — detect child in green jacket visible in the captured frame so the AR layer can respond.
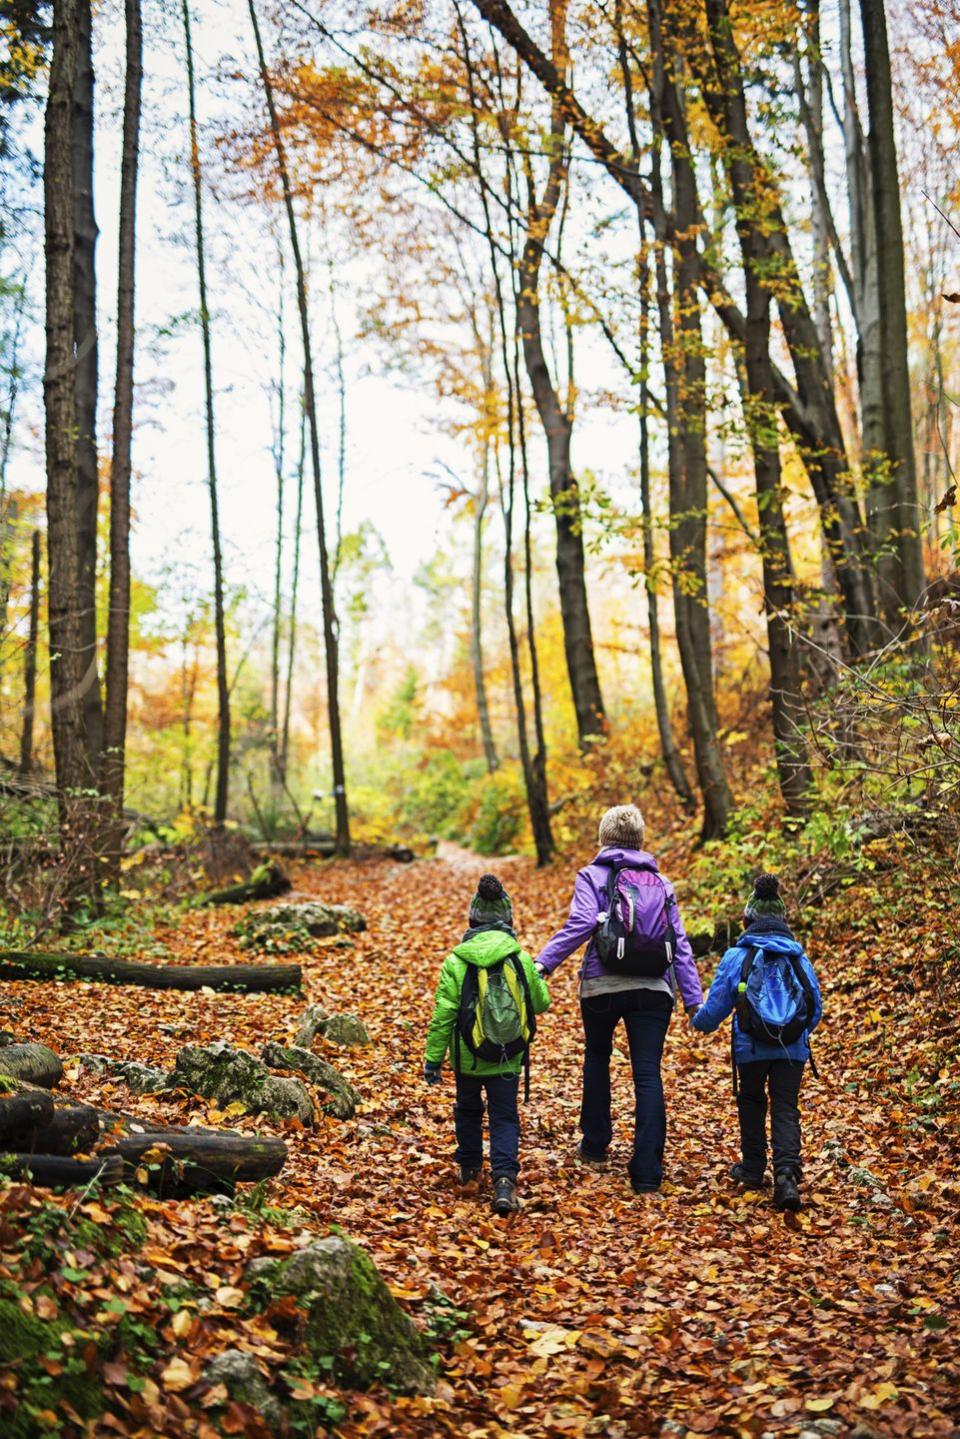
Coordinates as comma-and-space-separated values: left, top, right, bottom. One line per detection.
424, 874, 550, 1215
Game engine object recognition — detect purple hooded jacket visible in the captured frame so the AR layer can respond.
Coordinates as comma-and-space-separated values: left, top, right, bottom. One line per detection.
535, 847, 704, 1009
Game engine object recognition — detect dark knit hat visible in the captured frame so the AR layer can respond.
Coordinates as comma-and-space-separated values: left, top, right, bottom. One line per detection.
744, 873, 786, 921
468, 874, 513, 929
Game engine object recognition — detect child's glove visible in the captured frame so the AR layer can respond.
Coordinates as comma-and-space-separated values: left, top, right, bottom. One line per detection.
424, 1061, 442, 1085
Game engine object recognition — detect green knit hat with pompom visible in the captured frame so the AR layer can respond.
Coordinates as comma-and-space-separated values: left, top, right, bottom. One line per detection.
468, 874, 513, 929
744, 873, 786, 921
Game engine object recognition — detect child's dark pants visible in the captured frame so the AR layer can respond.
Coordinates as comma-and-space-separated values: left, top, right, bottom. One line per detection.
454, 1072, 520, 1180
736, 1059, 805, 1180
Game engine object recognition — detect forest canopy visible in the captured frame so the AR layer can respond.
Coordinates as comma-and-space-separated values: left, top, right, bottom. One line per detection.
0, 0, 957, 877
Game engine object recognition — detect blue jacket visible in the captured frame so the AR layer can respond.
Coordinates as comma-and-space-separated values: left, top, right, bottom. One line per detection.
693, 920, 822, 1063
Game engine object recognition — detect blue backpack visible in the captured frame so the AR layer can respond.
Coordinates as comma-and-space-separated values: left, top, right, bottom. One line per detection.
732, 946, 819, 1087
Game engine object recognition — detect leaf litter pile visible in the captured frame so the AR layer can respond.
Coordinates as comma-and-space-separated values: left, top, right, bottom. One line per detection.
2, 839, 958, 1439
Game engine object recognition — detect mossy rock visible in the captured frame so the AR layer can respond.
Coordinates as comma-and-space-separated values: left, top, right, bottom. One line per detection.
173, 1042, 313, 1124
202, 1349, 285, 1430
293, 1003, 371, 1049
235, 901, 366, 953
318, 1012, 370, 1047
249, 1236, 433, 1394
78, 1054, 172, 1094
0, 1290, 104, 1437
260, 1042, 358, 1120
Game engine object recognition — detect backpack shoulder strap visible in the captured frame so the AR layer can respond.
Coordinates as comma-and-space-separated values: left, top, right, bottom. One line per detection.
734, 945, 759, 1027
737, 944, 759, 985
507, 952, 537, 1042
785, 950, 817, 1019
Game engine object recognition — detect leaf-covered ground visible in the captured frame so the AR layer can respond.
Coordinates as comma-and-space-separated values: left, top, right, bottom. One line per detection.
3, 838, 959, 1438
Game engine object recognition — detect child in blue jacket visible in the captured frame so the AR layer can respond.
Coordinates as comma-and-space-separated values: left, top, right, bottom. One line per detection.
693, 874, 821, 1212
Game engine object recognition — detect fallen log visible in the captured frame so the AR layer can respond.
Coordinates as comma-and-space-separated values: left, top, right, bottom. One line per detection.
198, 862, 291, 906
32, 1103, 100, 1157
0, 1153, 124, 1187
0, 1041, 63, 1088
0, 951, 302, 993
0, 1092, 55, 1144
252, 841, 416, 863
106, 1129, 287, 1196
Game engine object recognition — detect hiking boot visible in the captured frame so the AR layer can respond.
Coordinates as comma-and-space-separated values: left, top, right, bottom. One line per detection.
491, 1176, 519, 1215
576, 1142, 608, 1171
773, 1173, 801, 1212
458, 1166, 481, 1186
730, 1163, 765, 1190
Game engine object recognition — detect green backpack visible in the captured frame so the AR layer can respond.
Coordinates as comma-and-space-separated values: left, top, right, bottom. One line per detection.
454, 954, 537, 1096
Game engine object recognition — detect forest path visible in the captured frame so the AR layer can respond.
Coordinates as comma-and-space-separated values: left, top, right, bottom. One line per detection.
12, 852, 957, 1438
271, 853, 957, 1438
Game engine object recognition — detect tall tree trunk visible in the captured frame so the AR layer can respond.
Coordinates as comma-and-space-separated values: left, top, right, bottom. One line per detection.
472, 430, 498, 773
638, 235, 694, 811
859, 0, 926, 618
702, 0, 812, 815
280, 388, 305, 784
101, 0, 142, 882
45, 0, 100, 907
72, 0, 103, 774
0, 277, 26, 492
456, 9, 551, 861
648, 0, 733, 840
0, 282, 27, 669
19, 528, 40, 775
326, 243, 348, 587
182, 0, 230, 826
795, 0, 833, 373
834, 0, 885, 603
515, 3, 604, 744
180, 631, 199, 811
248, 0, 349, 854
616, 4, 696, 811
270, 254, 285, 791
515, 318, 552, 850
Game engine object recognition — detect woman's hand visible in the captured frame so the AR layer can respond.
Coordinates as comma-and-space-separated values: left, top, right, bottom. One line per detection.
685, 1003, 701, 1023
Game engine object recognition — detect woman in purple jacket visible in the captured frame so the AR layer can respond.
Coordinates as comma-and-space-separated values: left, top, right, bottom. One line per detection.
535, 805, 703, 1192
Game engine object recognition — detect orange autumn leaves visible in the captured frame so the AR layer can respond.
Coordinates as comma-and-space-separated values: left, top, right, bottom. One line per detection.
2, 833, 959, 1437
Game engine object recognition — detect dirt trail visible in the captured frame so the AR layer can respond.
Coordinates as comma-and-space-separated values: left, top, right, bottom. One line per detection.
273, 854, 957, 1438
11, 852, 958, 1437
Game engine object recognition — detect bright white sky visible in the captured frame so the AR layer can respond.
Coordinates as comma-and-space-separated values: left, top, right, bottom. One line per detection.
6, 0, 643, 654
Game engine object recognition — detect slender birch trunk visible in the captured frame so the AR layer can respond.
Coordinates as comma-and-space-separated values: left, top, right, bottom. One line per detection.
859, 0, 926, 617
280, 388, 305, 783
101, 0, 142, 880
19, 529, 41, 776
182, 0, 230, 825
73, 0, 103, 774
248, 0, 350, 853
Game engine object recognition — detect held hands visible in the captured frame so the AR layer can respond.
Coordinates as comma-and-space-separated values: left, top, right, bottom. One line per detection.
534, 961, 547, 977
424, 1061, 442, 1086
685, 1003, 702, 1024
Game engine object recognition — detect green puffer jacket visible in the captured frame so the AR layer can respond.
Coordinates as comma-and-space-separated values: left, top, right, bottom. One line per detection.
424, 929, 551, 1076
